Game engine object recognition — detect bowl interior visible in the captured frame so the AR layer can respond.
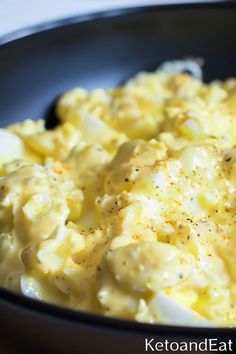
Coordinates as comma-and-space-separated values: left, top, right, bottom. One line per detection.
1, 2, 236, 127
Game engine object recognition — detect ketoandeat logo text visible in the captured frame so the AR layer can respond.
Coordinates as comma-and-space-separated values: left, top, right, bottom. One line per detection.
145, 338, 233, 352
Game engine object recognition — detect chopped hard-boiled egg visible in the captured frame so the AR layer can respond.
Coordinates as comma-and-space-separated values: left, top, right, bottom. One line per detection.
1, 67, 236, 327
0, 129, 25, 164
148, 292, 214, 327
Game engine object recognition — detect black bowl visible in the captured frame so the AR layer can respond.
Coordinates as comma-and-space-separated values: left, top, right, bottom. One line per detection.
1, 2, 236, 353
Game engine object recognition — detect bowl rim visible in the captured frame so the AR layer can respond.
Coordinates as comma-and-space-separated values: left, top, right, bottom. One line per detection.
1, 0, 236, 335
0, 0, 234, 45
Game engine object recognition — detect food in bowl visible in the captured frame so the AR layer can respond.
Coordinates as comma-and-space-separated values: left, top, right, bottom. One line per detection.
1, 62, 236, 327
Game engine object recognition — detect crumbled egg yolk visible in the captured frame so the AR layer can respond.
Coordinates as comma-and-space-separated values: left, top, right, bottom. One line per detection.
1, 71, 236, 327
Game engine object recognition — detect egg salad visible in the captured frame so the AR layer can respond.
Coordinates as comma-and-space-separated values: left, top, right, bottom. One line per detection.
1, 64, 236, 327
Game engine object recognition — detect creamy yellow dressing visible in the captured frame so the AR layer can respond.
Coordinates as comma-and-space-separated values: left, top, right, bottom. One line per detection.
1, 70, 236, 326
